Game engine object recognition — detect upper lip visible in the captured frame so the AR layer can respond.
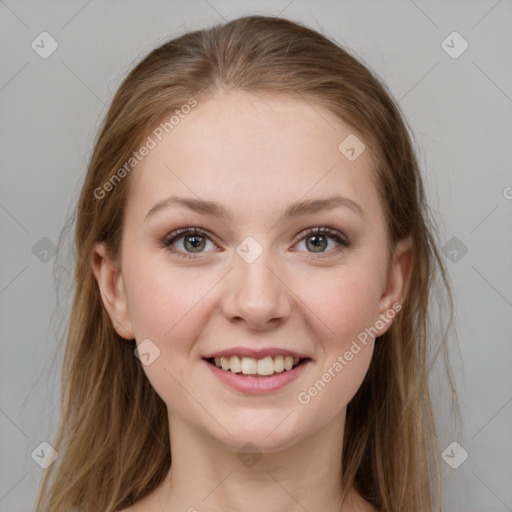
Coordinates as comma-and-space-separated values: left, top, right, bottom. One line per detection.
203, 347, 310, 359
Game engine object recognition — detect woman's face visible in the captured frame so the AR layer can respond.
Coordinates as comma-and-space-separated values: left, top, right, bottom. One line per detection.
94, 90, 409, 452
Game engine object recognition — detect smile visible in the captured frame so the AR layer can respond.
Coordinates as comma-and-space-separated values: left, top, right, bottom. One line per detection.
207, 355, 305, 377
204, 356, 311, 394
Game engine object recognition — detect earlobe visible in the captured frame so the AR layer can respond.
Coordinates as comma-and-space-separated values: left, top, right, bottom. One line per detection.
376, 238, 413, 335
91, 242, 135, 340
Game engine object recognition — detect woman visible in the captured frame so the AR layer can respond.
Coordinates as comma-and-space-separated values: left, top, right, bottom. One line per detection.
34, 15, 458, 512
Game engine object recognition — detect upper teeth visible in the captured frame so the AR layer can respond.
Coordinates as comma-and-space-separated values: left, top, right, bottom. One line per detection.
213, 355, 301, 376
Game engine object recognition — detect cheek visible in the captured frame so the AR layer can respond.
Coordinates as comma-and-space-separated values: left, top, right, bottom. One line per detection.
292, 264, 382, 410
125, 256, 213, 344
123, 262, 213, 410
298, 263, 384, 348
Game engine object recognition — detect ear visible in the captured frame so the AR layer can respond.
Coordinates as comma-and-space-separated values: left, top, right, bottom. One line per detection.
91, 242, 135, 340
375, 238, 413, 336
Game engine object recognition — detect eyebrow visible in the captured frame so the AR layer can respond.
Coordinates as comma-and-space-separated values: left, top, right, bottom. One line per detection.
144, 195, 365, 223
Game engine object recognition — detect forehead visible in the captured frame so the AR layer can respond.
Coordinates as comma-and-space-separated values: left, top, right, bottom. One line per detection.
126, 90, 381, 224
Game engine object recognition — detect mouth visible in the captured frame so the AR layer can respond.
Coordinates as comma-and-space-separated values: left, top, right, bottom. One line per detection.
204, 355, 310, 378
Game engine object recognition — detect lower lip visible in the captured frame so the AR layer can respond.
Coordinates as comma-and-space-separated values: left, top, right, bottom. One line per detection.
204, 359, 311, 394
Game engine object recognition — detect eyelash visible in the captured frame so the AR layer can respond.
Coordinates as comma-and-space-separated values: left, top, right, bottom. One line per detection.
162, 226, 350, 259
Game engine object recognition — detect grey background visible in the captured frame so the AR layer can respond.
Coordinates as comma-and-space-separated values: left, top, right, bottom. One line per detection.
1, 1, 511, 511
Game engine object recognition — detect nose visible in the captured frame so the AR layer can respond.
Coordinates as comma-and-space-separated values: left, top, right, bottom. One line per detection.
221, 251, 291, 331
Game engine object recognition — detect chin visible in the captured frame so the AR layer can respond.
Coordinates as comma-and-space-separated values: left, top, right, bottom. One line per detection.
206, 409, 308, 454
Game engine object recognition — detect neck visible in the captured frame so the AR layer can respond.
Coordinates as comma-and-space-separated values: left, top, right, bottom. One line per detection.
151, 409, 367, 512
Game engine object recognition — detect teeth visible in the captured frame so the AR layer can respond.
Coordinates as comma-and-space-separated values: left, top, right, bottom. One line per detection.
257, 356, 274, 376
241, 357, 257, 374
212, 354, 303, 376
274, 355, 284, 373
229, 355, 241, 373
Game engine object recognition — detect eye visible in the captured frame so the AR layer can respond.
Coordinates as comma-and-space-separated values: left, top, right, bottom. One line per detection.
163, 227, 217, 258
294, 227, 350, 256
162, 226, 350, 260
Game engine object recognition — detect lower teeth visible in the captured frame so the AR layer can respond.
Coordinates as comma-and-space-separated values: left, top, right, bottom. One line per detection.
213, 361, 301, 376
208, 358, 303, 377
234, 371, 277, 377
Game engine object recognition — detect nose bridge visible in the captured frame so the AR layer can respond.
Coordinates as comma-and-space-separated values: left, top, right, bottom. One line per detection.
222, 243, 291, 329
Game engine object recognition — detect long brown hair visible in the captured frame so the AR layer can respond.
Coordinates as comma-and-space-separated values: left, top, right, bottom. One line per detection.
34, 15, 459, 512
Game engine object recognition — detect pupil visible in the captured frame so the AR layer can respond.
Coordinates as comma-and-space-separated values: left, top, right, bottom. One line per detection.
307, 235, 326, 252
185, 236, 205, 252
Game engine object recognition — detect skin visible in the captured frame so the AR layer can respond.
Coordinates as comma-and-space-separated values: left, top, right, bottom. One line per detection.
92, 90, 411, 512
